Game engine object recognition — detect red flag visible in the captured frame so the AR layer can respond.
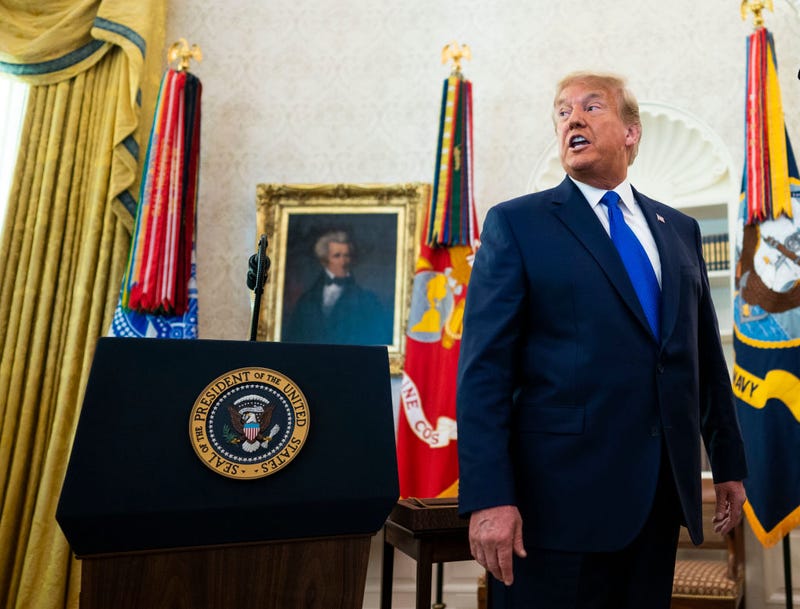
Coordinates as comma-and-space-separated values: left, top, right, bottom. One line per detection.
397, 243, 474, 498
397, 72, 478, 498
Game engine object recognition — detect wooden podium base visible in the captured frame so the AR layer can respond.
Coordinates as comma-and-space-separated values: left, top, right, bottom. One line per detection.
79, 535, 372, 609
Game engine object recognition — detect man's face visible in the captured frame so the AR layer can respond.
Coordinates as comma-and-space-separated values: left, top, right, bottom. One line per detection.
554, 82, 640, 189
325, 242, 351, 277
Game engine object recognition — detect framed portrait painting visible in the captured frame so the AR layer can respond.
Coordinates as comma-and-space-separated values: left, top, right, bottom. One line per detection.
255, 183, 429, 374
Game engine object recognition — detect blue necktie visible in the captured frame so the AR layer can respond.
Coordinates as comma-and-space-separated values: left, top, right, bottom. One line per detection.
599, 191, 661, 341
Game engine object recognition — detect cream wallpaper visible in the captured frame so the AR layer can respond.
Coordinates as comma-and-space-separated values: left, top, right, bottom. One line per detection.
164, 2, 800, 607
165, 0, 800, 341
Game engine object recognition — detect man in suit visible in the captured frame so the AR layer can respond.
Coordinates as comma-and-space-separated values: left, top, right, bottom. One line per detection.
456, 72, 747, 608
283, 230, 391, 345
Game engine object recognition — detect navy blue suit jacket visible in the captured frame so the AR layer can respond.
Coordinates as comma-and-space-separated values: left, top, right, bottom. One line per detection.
456, 177, 747, 551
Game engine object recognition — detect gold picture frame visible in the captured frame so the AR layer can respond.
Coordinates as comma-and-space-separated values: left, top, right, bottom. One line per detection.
255, 182, 429, 374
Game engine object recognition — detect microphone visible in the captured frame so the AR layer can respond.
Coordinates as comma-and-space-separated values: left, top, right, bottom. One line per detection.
247, 234, 270, 291
248, 234, 270, 341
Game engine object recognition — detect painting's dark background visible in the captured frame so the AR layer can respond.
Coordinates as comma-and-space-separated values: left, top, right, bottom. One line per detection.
279, 212, 398, 343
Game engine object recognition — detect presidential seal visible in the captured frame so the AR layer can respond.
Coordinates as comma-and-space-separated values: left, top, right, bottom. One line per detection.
189, 367, 309, 479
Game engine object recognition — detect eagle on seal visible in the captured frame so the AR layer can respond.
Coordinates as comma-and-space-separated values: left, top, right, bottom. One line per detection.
228, 395, 280, 453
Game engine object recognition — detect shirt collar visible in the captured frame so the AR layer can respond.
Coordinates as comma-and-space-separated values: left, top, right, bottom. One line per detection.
324, 268, 351, 282
568, 176, 635, 213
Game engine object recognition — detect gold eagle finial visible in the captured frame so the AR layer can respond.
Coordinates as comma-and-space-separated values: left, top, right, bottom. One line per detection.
741, 0, 774, 28
167, 38, 203, 72
441, 41, 471, 77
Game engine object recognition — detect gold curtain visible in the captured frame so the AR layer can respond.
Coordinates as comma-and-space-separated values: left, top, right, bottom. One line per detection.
0, 2, 165, 608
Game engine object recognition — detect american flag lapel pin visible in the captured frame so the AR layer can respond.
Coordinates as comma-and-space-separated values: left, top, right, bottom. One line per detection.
656, 213, 665, 224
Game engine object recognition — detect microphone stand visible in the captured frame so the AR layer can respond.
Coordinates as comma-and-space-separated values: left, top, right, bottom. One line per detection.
248, 234, 270, 341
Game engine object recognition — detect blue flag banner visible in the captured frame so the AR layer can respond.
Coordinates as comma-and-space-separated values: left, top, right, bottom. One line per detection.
735, 27, 800, 547
109, 252, 198, 338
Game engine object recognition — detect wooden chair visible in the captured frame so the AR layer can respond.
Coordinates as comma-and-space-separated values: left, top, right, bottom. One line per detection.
671, 477, 745, 609
477, 572, 487, 609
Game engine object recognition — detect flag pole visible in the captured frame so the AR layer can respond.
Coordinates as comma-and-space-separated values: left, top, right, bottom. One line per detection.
740, 3, 793, 608
785, 536, 794, 609
434, 562, 445, 609
425, 41, 474, 609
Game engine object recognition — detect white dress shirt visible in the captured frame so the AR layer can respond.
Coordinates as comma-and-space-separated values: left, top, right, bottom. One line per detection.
322, 269, 348, 312
569, 177, 662, 287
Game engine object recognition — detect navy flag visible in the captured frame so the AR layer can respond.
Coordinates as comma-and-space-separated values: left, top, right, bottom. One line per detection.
734, 26, 800, 547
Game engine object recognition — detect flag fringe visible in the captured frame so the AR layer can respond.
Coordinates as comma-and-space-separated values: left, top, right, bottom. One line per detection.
744, 500, 800, 548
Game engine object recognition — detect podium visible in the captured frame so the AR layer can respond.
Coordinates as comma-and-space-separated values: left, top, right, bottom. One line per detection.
57, 337, 399, 609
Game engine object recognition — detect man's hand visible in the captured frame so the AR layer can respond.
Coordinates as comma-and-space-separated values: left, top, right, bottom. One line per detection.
468, 505, 527, 585
712, 480, 746, 535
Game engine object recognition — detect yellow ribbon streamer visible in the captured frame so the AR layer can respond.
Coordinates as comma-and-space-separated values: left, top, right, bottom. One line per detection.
765, 42, 793, 219
733, 363, 800, 421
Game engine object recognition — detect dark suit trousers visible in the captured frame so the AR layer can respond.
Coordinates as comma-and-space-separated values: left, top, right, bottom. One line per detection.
489, 445, 682, 609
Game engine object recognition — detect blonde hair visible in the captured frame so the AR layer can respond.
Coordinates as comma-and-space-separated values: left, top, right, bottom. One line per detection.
553, 71, 642, 164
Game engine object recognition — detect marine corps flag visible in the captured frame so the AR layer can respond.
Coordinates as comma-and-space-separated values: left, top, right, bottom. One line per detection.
396, 60, 478, 498
109, 59, 201, 339
734, 26, 800, 547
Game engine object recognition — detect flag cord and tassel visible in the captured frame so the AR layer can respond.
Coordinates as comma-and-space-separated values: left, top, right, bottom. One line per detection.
109, 39, 202, 338
436, 42, 476, 609
739, 3, 795, 609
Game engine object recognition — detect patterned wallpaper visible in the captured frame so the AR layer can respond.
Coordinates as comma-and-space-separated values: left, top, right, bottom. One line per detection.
164, 3, 800, 607
165, 0, 800, 341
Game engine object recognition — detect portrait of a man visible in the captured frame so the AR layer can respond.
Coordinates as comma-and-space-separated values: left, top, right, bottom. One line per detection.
280, 216, 396, 346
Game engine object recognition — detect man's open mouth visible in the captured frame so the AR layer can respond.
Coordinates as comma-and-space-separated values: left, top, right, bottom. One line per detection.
569, 135, 589, 148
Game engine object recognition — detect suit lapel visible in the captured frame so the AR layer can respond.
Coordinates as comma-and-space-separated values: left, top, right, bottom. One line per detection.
550, 178, 655, 340
633, 188, 680, 346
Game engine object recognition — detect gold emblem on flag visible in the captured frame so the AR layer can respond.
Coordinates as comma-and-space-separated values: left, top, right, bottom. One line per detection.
189, 367, 309, 479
